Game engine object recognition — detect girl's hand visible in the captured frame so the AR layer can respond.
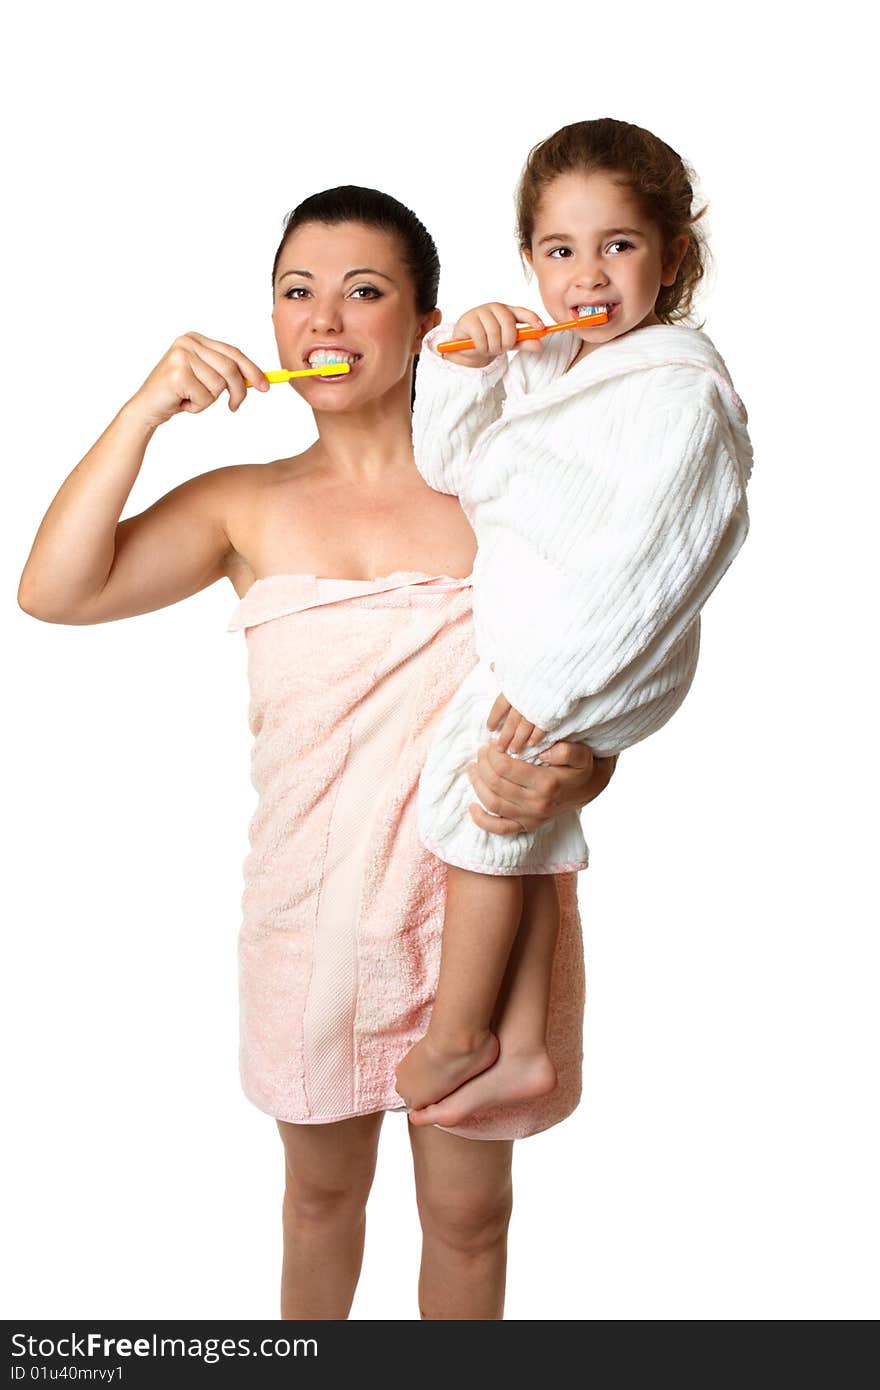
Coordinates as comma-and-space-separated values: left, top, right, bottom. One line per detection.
443, 302, 546, 368
127, 331, 271, 428
468, 739, 619, 836
486, 692, 545, 755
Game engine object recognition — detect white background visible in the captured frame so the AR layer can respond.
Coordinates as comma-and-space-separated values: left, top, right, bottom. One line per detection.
3, 0, 876, 1320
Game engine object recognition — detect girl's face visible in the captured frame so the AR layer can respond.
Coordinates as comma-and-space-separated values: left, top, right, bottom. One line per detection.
525, 170, 689, 357
272, 221, 440, 412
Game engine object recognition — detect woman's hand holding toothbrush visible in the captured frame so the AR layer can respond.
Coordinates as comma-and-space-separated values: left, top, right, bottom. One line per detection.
127, 331, 271, 429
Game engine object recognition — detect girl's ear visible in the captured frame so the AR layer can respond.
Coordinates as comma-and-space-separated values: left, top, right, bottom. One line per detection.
661, 234, 690, 286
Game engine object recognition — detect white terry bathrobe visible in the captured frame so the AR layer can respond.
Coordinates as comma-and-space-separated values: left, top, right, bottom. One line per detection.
412, 321, 754, 875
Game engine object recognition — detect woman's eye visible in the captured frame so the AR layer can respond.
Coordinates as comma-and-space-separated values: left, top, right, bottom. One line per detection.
349, 285, 381, 299
607, 240, 634, 254
283, 286, 309, 299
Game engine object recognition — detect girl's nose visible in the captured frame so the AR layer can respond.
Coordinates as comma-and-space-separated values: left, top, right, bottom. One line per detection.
576, 267, 610, 289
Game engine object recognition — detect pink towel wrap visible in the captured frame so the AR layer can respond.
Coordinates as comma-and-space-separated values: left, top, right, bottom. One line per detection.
226, 571, 586, 1141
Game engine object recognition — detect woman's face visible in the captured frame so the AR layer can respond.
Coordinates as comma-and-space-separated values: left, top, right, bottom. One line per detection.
272, 221, 440, 411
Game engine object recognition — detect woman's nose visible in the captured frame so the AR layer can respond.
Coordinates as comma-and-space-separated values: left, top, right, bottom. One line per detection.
309, 298, 344, 333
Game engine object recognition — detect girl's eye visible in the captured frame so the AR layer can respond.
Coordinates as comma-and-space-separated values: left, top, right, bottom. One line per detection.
547, 239, 635, 260
349, 285, 381, 299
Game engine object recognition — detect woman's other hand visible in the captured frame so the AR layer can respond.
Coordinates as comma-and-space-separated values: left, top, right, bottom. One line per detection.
128, 331, 271, 428
467, 739, 618, 835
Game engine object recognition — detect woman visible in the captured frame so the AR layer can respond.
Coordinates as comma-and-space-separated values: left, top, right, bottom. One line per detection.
18, 186, 617, 1320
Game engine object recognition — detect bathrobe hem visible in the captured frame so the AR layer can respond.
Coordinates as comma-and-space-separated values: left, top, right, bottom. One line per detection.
420, 832, 589, 876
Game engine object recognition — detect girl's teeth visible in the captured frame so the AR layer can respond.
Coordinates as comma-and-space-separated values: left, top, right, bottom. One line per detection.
577, 304, 609, 317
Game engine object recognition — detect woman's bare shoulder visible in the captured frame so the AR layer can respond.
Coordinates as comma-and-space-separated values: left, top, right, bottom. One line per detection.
208, 454, 299, 503
210, 453, 313, 596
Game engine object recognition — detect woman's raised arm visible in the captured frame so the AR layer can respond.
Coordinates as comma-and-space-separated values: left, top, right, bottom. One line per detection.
17, 332, 269, 625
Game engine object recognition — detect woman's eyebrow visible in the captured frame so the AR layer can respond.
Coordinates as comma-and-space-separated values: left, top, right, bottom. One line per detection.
343, 267, 396, 283
276, 267, 397, 284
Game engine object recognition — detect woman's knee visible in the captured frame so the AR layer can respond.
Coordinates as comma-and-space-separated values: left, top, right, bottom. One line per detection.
283, 1170, 373, 1227
278, 1114, 381, 1226
417, 1177, 514, 1253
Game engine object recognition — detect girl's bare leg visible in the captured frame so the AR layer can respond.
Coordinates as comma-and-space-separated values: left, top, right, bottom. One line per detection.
276, 1111, 384, 1319
409, 1122, 514, 1319
394, 867, 523, 1109
408, 874, 560, 1128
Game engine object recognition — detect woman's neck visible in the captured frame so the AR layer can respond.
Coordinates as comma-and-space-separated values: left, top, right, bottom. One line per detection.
309, 381, 416, 484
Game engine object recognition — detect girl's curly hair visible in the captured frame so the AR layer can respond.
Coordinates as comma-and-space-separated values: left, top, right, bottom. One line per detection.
516, 117, 710, 326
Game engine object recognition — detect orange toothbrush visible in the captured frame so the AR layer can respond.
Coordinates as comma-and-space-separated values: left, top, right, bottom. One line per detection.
437, 311, 609, 355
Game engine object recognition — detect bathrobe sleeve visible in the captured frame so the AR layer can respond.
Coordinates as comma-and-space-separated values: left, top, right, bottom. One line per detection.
489, 377, 751, 735
412, 322, 508, 497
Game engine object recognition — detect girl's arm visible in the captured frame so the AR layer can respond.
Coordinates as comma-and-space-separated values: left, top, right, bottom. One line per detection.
412, 303, 543, 497
17, 333, 269, 625
490, 384, 751, 738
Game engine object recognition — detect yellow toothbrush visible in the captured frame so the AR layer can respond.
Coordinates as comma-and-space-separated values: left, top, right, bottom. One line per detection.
245, 363, 351, 387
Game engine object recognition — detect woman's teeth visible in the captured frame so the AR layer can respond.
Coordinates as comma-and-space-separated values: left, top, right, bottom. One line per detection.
307, 349, 360, 368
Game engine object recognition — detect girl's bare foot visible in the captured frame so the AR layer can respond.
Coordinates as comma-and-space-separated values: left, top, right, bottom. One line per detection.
394, 1030, 500, 1111
407, 1047, 558, 1127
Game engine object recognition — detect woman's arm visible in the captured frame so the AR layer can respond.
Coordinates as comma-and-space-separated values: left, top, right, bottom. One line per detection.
17, 333, 269, 625
467, 739, 618, 835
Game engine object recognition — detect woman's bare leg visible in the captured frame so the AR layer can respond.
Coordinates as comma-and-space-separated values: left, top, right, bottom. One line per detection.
409, 874, 559, 1127
276, 1110, 384, 1319
409, 1122, 514, 1319
394, 867, 522, 1109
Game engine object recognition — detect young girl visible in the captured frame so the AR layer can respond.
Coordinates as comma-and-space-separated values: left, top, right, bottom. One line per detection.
393, 117, 754, 1129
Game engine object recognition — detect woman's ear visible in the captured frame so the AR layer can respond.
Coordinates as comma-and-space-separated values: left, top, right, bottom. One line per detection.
416, 307, 442, 348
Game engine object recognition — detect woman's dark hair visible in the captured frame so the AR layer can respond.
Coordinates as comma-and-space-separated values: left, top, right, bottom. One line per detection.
272, 185, 439, 310
271, 187, 440, 404
516, 118, 710, 326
